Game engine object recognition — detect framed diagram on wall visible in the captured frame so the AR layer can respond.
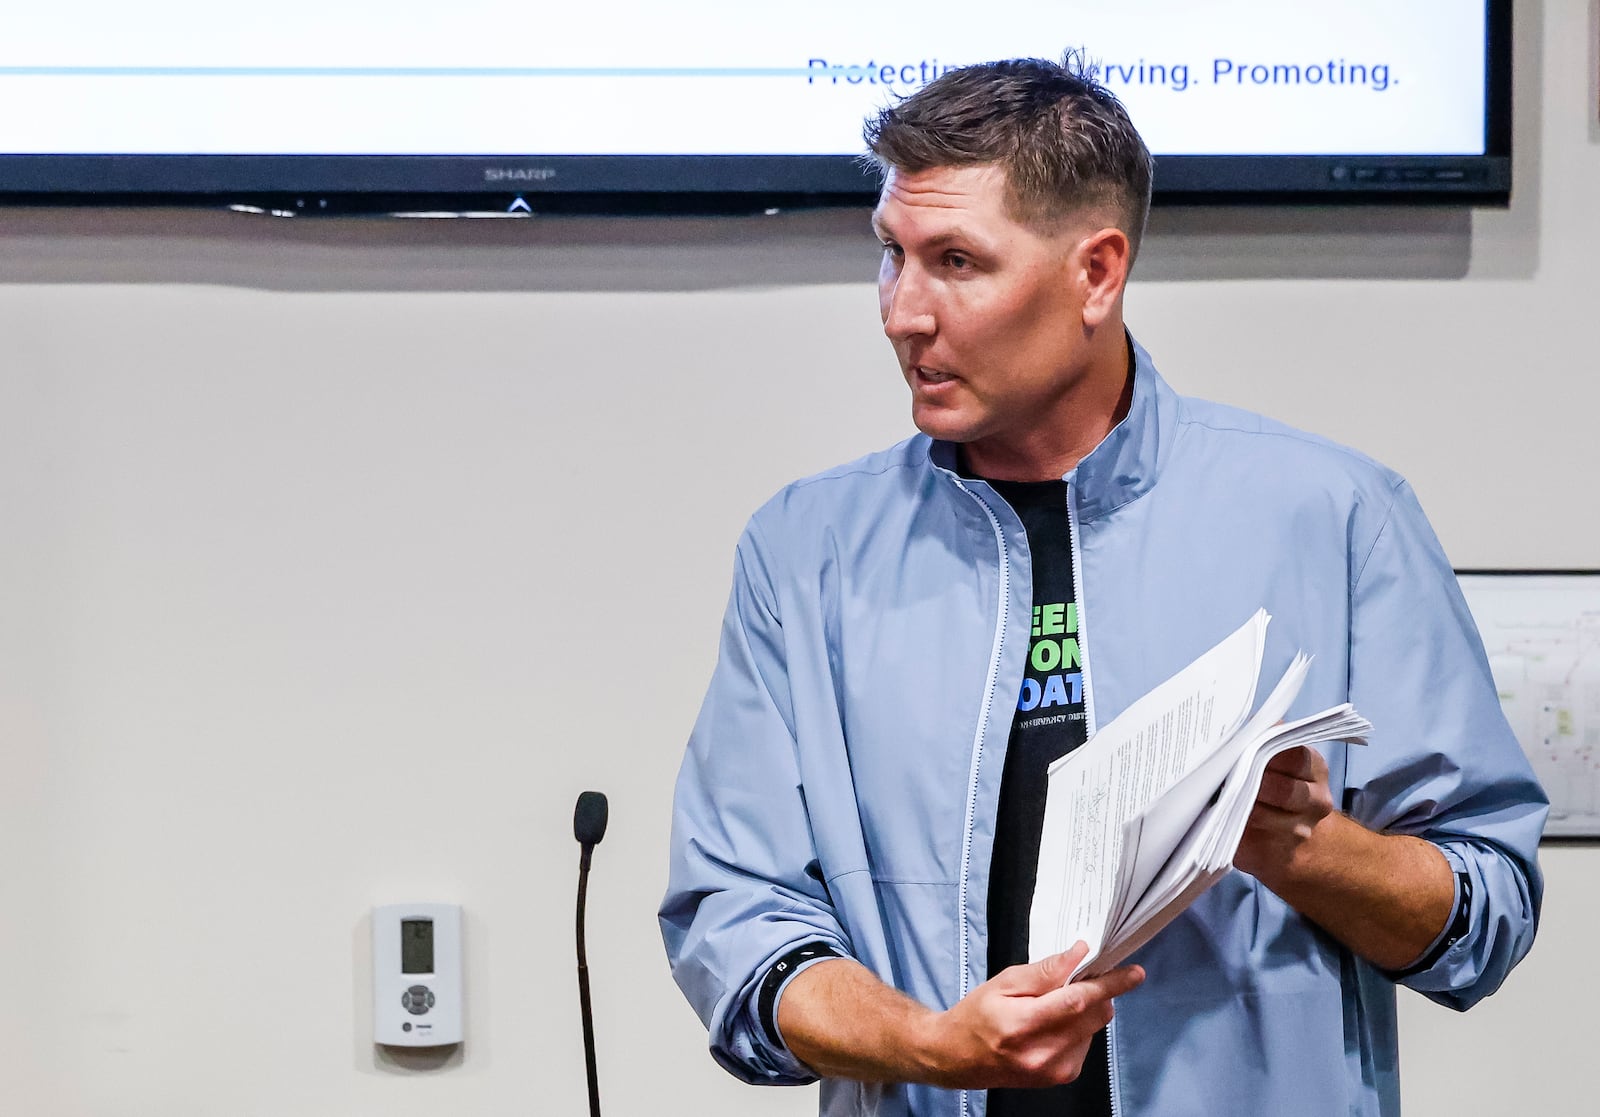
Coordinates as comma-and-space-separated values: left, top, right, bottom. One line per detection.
1456, 570, 1600, 840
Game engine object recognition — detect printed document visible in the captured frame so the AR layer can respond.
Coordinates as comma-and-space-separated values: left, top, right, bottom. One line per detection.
1028, 609, 1371, 978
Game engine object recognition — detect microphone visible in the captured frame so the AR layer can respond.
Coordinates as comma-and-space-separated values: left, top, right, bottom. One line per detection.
575, 790, 609, 864
573, 791, 608, 1117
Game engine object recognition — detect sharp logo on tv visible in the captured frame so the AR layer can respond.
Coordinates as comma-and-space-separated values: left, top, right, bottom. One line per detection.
483, 167, 558, 183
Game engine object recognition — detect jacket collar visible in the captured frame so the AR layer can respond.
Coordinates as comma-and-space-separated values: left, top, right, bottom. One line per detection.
927, 333, 1178, 523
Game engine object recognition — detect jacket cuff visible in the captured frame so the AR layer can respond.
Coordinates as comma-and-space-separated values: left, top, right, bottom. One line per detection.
1387, 845, 1470, 979
758, 942, 843, 1048
711, 937, 850, 1086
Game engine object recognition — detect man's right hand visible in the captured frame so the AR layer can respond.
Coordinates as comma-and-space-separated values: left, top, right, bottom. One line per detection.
778, 941, 1144, 1089
918, 943, 1144, 1089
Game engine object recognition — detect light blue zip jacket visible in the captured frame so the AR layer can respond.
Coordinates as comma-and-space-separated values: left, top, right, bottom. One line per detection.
661, 339, 1546, 1117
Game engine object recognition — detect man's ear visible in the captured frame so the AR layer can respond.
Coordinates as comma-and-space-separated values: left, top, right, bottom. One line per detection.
1078, 227, 1133, 328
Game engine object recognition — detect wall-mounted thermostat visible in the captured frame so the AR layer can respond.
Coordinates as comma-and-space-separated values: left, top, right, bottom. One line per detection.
372, 902, 463, 1046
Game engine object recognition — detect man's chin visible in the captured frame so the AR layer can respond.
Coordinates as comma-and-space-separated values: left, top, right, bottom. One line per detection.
910, 404, 983, 445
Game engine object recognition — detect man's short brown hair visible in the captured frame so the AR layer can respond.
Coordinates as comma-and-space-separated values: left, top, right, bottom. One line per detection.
864, 54, 1155, 262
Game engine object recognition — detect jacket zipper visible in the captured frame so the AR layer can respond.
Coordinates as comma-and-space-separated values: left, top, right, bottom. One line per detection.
951, 478, 1011, 1117
1066, 482, 1120, 1117
1066, 480, 1097, 735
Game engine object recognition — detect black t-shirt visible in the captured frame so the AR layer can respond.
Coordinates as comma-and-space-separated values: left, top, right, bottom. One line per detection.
983, 478, 1110, 1117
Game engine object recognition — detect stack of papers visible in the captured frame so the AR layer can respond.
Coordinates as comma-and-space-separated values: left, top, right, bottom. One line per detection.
1027, 609, 1371, 978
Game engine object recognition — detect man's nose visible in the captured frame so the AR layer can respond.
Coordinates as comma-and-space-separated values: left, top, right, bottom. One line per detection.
881, 268, 936, 341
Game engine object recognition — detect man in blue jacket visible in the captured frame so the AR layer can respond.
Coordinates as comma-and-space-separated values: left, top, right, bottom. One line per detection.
661, 55, 1546, 1117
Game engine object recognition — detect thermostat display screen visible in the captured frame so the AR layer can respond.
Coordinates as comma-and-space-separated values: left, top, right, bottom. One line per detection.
401, 919, 434, 975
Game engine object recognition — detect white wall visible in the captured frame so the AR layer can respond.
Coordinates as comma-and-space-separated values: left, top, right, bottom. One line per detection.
2, 2, 1595, 1114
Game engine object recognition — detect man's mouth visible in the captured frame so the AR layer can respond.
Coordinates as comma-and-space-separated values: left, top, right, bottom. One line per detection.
914, 365, 957, 385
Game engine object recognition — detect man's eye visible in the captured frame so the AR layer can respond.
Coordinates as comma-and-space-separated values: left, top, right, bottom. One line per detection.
945, 253, 971, 270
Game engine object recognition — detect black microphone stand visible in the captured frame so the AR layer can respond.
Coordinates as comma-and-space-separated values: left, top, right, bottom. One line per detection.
576, 841, 600, 1117
574, 791, 607, 1117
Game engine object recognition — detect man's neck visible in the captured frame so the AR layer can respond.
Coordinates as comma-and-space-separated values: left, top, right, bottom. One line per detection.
961, 342, 1136, 482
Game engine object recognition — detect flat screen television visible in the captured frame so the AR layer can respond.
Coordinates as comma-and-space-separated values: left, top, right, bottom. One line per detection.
0, 0, 1512, 215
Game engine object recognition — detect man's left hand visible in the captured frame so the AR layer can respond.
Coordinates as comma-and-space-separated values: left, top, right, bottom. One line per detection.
1230, 743, 1456, 971
1233, 745, 1335, 887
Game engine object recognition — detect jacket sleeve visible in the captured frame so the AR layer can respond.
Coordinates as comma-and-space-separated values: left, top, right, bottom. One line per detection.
1345, 480, 1548, 1009
659, 519, 851, 1084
